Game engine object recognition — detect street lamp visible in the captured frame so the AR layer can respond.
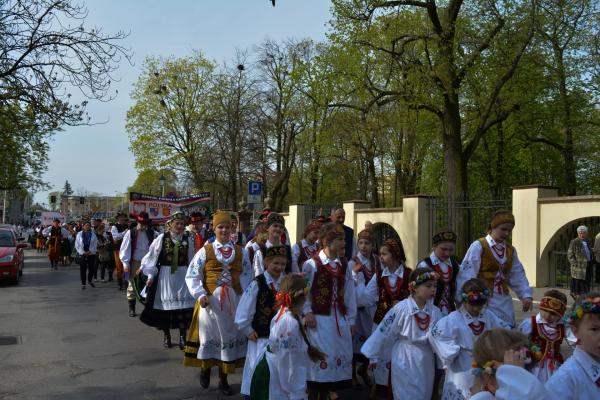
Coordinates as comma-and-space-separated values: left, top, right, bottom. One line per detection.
159, 175, 166, 197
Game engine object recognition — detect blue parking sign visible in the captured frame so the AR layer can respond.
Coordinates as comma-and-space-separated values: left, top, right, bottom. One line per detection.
248, 181, 262, 195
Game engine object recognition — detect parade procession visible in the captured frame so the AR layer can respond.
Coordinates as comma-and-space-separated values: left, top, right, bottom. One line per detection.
2, 1, 600, 400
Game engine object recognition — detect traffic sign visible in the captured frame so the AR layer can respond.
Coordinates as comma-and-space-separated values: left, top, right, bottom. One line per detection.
248, 181, 263, 204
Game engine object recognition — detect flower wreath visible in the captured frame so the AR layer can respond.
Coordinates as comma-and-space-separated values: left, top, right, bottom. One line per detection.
461, 288, 490, 303
471, 344, 542, 376
409, 271, 439, 289
567, 296, 600, 324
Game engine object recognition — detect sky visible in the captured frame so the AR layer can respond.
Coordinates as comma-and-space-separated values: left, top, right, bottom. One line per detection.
35, 0, 333, 205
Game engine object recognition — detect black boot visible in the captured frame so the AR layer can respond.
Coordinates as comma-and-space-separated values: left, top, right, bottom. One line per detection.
178, 329, 186, 350
128, 300, 136, 317
199, 368, 211, 389
118, 278, 124, 290
163, 330, 172, 348
218, 371, 233, 396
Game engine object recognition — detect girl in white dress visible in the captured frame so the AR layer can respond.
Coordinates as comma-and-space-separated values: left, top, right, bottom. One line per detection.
349, 228, 379, 389
235, 245, 287, 398
429, 278, 507, 400
361, 267, 442, 400
302, 222, 357, 400
265, 273, 326, 400
469, 328, 539, 399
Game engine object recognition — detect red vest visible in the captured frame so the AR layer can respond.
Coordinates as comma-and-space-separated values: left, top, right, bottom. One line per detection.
310, 255, 348, 316
373, 266, 412, 324
530, 316, 564, 369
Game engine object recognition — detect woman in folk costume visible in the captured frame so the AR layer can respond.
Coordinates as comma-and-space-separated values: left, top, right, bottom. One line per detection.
253, 212, 294, 277
356, 238, 411, 394
42, 219, 70, 270
111, 212, 131, 290
428, 278, 508, 400
244, 221, 267, 265
140, 211, 196, 350
361, 267, 442, 400
456, 211, 533, 328
235, 245, 287, 399
302, 222, 357, 400
184, 211, 252, 396
291, 220, 321, 273
417, 229, 460, 316
518, 289, 568, 382
348, 228, 379, 389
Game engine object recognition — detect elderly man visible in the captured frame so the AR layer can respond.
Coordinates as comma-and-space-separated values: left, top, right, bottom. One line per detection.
331, 208, 356, 259
567, 225, 593, 298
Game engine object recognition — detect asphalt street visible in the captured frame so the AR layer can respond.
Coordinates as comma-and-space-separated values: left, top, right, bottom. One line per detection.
0, 250, 570, 400
0, 250, 239, 400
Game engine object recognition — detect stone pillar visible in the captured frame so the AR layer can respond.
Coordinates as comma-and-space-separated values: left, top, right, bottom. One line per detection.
286, 204, 307, 246
342, 200, 371, 234
401, 195, 433, 268
512, 185, 559, 287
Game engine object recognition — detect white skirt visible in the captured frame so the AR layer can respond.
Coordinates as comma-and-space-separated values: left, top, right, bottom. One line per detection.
197, 285, 247, 362
241, 338, 269, 395
307, 311, 353, 383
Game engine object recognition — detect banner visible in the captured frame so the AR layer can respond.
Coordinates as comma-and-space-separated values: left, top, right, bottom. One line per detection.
40, 211, 67, 225
128, 192, 211, 223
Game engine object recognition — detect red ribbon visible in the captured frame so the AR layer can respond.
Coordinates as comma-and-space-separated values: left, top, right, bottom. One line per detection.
274, 292, 292, 322
219, 284, 234, 315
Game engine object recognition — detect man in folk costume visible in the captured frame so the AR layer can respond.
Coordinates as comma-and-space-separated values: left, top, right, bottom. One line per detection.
184, 211, 252, 396
302, 222, 357, 400
291, 220, 321, 273
417, 229, 460, 316
456, 210, 533, 328
252, 212, 294, 277
348, 228, 379, 389
119, 212, 157, 317
111, 212, 130, 290
187, 211, 207, 253
140, 211, 196, 349
42, 219, 70, 270
234, 244, 287, 399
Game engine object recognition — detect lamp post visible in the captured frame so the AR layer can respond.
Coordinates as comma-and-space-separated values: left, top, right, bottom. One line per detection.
159, 175, 166, 198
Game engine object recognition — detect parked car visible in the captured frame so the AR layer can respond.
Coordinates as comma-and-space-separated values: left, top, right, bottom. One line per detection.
0, 228, 27, 284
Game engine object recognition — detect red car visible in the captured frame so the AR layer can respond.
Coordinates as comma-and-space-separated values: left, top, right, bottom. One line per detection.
0, 228, 27, 284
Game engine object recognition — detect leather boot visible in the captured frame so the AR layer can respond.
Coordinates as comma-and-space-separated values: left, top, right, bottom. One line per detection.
128, 300, 136, 317
199, 368, 211, 388
163, 329, 172, 348
178, 328, 186, 350
218, 371, 233, 396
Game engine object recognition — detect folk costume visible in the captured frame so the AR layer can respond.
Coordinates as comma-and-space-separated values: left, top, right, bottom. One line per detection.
245, 238, 264, 266
348, 229, 379, 380
417, 230, 460, 316
457, 213, 532, 328
429, 305, 507, 400
42, 223, 70, 269
234, 249, 284, 397
518, 295, 568, 382
253, 213, 294, 277
291, 221, 321, 273
111, 212, 130, 290
184, 211, 253, 390
140, 212, 196, 348
120, 212, 157, 317
356, 259, 411, 388
302, 242, 357, 392
361, 295, 442, 400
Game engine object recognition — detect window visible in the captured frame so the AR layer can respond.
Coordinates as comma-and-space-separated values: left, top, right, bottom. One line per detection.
0, 232, 15, 247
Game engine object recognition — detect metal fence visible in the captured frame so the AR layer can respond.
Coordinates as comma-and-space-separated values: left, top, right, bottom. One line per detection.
427, 197, 512, 257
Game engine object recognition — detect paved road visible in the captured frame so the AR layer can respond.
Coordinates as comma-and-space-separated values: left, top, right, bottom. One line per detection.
0, 250, 239, 400
0, 250, 569, 400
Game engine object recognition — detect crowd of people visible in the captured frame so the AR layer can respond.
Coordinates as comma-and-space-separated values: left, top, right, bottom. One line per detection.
30, 207, 599, 399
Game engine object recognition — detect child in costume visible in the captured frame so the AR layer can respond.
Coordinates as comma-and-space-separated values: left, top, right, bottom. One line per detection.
361, 267, 442, 400
429, 278, 507, 400
356, 238, 411, 395
302, 222, 357, 400
349, 228, 379, 389
417, 229, 460, 316
235, 245, 288, 399
518, 289, 568, 382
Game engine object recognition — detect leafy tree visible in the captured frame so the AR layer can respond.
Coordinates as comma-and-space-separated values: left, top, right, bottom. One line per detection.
127, 169, 178, 197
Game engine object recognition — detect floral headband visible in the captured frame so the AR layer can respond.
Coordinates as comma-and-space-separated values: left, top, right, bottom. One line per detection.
409, 271, 439, 289
539, 296, 567, 317
461, 288, 490, 303
471, 344, 542, 376
567, 296, 600, 324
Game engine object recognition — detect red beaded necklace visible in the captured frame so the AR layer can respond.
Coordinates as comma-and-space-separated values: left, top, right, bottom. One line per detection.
414, 312, 431, 331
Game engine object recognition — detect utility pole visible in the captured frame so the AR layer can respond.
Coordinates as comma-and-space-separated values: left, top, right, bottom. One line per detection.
2, 190, 6, 224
